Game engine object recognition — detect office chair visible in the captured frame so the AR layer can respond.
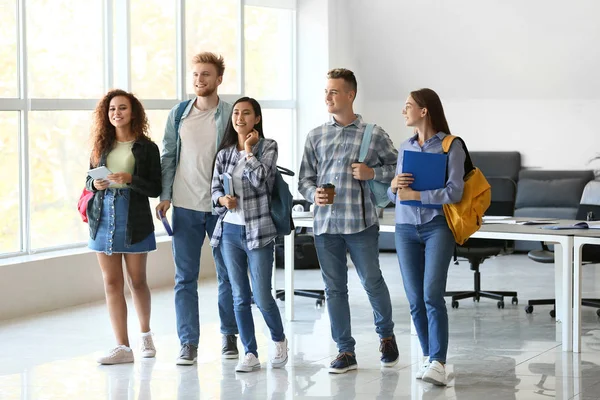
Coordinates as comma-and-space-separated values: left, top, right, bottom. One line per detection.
445, 177, 519, 309
273, 199, 325, 307
525, 180, 600, 317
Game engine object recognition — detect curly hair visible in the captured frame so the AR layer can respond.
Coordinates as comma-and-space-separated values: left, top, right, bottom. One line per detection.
90, 89, 150, 166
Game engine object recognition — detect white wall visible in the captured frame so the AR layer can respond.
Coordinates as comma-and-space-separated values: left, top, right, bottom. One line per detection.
0, 240, 216, 321
308, 0, 600, 170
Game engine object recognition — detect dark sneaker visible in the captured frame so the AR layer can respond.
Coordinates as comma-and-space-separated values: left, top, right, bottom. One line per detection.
328, 352, 358, 374
222, 334, 239, 359
176, 343, 198, 365
379, 335, 399, 367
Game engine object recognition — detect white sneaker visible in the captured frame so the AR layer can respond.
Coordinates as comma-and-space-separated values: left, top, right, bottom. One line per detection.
422, 360, 447, 386
416, 360, 431, 379
271, 338, 288, 368
97, 345, 134, 365
140, 333, 156, 358
236, 353, 261, 372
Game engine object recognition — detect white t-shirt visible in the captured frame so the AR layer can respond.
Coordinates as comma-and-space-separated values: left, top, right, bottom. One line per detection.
172, 105, 217, 211
223, 150, 247, 225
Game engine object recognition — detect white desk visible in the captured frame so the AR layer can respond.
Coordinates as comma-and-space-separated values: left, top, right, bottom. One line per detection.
285, 216, 581, 352
573, 232, 600, 352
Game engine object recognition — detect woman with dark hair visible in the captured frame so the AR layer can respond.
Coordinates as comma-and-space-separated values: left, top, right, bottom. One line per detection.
388, 88, 466, 385
210, 97, 288, 373
86, 89, 162, 364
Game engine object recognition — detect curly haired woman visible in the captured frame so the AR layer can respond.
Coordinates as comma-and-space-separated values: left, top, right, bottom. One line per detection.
86, 89, 161, 364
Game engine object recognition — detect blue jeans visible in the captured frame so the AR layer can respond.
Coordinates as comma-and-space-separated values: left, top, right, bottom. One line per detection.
314, 224, 394, 354
395, 215, 455, 363
220, 223, 285, 357
172, 206, 238, 346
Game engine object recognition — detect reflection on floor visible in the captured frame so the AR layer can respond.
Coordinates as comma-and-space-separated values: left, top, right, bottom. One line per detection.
1, 253, 600, 399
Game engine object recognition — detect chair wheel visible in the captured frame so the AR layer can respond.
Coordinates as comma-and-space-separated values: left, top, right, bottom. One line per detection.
497, 301, 505, 309
550, 309, 556, 318
511, 296, 518, 305
316, 299, 324, 307
596, 309, 600, 318
525, 305, 534, 314
452, 300, 459, 309
474, 296, 480, 302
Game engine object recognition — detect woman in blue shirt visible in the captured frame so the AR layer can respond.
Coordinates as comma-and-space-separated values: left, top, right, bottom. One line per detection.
210, 97, 288, 373
388, 88, 466, 386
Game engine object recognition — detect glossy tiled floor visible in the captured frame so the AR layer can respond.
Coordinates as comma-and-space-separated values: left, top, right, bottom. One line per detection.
2, 253, 600, 399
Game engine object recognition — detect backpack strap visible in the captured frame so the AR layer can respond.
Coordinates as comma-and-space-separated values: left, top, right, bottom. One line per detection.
358, 124, 375, 228
174, 100, 193, 140
442, 134, 475, 179
358, 124, 375, 163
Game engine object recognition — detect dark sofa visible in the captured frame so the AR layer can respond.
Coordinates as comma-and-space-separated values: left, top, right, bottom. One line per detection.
513, 169, 594, 251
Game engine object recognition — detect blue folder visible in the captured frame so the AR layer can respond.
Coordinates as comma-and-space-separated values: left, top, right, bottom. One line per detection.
400, 150, 447, 208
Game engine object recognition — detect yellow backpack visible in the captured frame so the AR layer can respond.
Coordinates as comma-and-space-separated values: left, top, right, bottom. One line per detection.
442, 135, 491, 245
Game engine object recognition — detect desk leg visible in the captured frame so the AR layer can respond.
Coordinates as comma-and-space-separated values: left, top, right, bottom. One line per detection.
559, 237, 573, 352
272, 249, 277, 299
554, 244, 564, 323
573, 239, 583, 353
284, 234, 295, 321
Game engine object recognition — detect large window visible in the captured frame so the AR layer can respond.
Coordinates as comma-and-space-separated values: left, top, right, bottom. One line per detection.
0, 0, 18, 97
145, 109, 171, 235
130, 0, 177, 99
1, 0, 295, 258
185, 0, 240, 95
262, 109, 293, 170
245, 6, 294, 99
28, 111, 92, 249
0, 112, 20, 254
27, 0, 104, 99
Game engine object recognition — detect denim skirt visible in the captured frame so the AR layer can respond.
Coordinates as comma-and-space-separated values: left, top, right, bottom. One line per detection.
88, 188, 156, 255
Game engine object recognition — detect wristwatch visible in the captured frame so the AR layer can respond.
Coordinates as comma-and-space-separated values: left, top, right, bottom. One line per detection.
246, 152, 254, 159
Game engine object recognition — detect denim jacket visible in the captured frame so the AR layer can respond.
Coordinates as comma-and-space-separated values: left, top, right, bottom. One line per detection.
159, 98, 233, 201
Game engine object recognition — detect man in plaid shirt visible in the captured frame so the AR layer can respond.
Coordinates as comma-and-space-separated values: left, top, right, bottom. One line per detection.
298, 68, 399, 374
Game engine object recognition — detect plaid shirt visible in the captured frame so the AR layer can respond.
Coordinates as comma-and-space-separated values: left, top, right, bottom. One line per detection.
210, 138, 278, 250
298, 115, 398, 235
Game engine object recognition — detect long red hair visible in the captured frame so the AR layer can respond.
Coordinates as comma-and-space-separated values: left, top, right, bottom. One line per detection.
90, 89, 150, 166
